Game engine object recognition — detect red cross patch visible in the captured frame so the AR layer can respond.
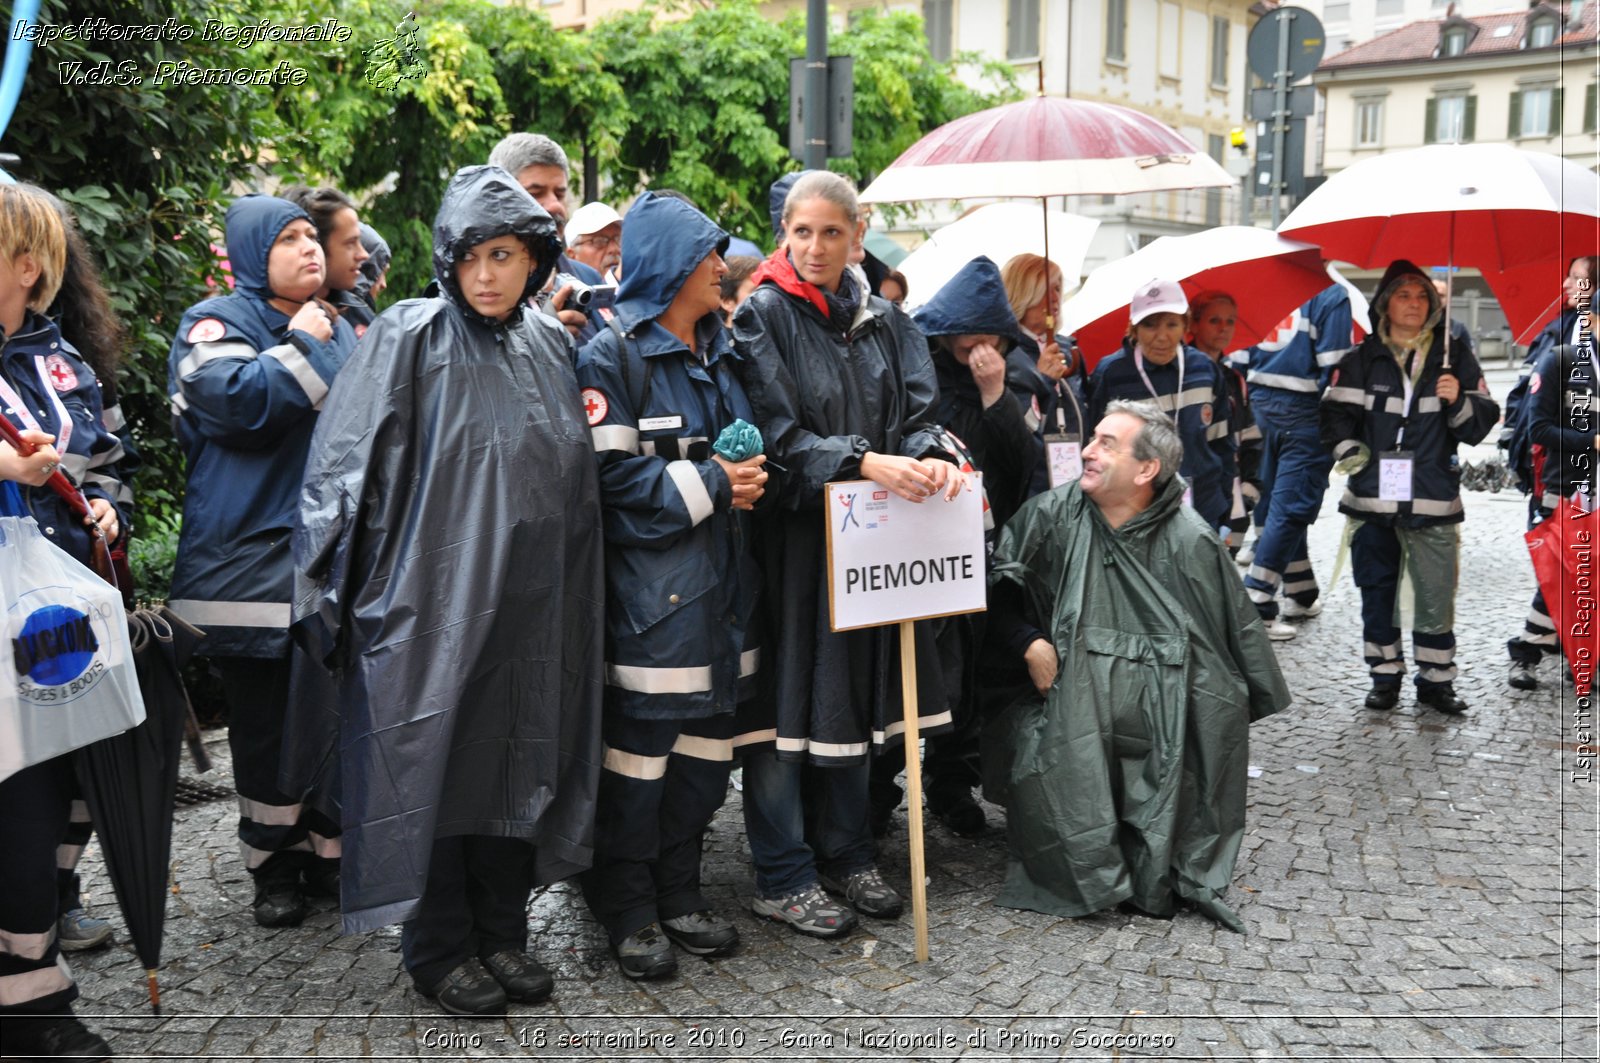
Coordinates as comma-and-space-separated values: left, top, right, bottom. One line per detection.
581, 388, 609, 426
186, 318, 226, 344
43, 354, 78, 393
1199, 402, 1213, 426
354, 323, 367, 340
1529, 373, 1542, 395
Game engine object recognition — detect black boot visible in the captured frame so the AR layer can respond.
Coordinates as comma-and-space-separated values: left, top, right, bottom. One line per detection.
1363, 683, 1400, 711
252, 856, 308, 927
1417, 683, 1469, 714
4, 1011, 112, 1060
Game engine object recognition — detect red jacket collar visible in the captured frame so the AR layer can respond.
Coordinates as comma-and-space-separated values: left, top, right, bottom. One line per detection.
750, 248, 831, 320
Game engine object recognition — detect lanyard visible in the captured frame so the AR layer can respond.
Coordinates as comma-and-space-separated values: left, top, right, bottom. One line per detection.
0, 358, 73, 453
1392, 347, 1425, 449
1053, 376, 1084, 436
1134, 346, 1183, 425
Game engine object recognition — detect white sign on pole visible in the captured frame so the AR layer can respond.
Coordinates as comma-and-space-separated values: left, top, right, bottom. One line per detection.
824, 477, 987, 632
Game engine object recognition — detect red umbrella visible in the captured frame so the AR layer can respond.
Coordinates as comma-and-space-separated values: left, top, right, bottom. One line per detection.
859, 95, 1234, 202
1059, 226, 1330, 368
1525, 500, 1600, 698
1280, 144, 1600, 367
860, 95, 1232, 333
1479, 259, 1570, 345
1278, 144, 1600, 273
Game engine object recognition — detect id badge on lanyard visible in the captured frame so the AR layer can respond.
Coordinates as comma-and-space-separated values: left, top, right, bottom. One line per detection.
1043, 436, 1081, 487
1378, 450, 1414, 502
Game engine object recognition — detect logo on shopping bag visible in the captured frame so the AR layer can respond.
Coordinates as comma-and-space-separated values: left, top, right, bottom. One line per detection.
14, 604, 99, 685
10, 600, 110, 704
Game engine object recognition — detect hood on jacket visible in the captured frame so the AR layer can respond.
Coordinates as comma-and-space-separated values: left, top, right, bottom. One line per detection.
614, 192, 730, 334
225, 195, 314, 301
911, 256, 1023, 347
768, 170, 816, 242
355, 223, 391, 300
1369, 258, 1441, 334
431, 165, 562, 323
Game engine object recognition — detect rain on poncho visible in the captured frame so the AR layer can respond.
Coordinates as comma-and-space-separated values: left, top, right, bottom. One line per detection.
985, 476, 1290, 931
291, 165, 604, 933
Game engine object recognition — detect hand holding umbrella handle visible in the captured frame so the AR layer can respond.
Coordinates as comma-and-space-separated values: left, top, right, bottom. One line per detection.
0, 415, 118, 586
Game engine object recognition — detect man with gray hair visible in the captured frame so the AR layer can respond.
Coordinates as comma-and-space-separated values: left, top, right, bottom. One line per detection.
984, 399, 1289, 931
488, 131, 606, 343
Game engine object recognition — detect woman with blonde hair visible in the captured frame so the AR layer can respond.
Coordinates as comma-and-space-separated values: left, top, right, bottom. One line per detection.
0, 181, 128, 1061
1001, 253, 1089, 493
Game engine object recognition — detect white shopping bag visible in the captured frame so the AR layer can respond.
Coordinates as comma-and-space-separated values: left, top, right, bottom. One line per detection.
1, 515, 145, 782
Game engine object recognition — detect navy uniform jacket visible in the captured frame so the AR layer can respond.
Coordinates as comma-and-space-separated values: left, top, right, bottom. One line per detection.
1320, 332, 1499, 527
167, 195, 355, 656
1243, 283, 1354, 397
1527, 341, 1599, 507
1, 310, 128, 564
576, 192, 760, 720
1088, 342, 1236, 531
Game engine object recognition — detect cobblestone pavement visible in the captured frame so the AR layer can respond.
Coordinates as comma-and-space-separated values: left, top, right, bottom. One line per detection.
40, 485, 1600, 1061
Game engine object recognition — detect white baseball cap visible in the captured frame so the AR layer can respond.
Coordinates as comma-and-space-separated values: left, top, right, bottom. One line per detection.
564, 201, 622, 246
1130, 278, 1188, 323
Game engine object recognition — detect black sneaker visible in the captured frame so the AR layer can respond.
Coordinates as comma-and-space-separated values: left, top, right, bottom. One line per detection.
1363, 684, 1400, 711
419, 960, 507, 1016
818, 866, 904, 919
3, 1013, 112, 1060
480, 949, 554, 1004
661, 910, 740, 956
928, 789, 986, 837
1418, 683, 1469, 715
613, 923, 678, 980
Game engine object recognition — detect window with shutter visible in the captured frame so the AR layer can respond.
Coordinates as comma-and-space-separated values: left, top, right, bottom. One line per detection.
1584, 83, 1597, 134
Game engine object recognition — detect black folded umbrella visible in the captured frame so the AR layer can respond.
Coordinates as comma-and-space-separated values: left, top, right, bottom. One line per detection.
73, 606, 206, 1013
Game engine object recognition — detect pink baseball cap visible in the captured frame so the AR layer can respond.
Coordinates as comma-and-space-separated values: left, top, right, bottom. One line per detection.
1130, 278, 1188, 323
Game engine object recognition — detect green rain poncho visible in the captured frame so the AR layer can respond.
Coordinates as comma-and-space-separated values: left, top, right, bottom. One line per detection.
985, 476, 1290, 932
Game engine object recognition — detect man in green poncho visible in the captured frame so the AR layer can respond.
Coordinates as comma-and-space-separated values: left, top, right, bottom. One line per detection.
985, 399, 1291, 932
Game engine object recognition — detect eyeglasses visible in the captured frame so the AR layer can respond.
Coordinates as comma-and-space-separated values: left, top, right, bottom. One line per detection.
576, 233, 620, 249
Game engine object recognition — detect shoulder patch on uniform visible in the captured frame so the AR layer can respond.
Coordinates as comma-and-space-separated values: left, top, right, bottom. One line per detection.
581, 388, 609, 426
186, 318, 227, 344
1528, 373, 1540, 394
354, 323, 367, 340
43, 354, 79, 392
1199, 402, 1213, 425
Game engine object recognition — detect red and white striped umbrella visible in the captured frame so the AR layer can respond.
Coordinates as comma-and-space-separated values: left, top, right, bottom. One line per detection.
858, 96, 1234, 204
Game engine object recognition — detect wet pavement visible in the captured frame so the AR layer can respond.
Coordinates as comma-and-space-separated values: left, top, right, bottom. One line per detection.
40, 482, 1600, 1061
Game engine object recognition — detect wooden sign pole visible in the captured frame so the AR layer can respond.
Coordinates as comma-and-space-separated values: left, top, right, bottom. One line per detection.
899, 618, 930, 963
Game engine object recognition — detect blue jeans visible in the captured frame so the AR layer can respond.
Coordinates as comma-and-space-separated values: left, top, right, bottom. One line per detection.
1243, 388, 1333, 618
741, 749, 874, 899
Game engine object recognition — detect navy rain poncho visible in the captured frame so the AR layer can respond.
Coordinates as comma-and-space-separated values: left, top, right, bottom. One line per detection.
291, 165, 605, 933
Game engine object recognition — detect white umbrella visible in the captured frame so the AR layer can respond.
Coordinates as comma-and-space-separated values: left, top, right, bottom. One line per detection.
897, 203, 1099, 310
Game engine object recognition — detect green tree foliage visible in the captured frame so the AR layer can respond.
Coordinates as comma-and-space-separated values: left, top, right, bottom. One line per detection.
6, 0, 1007, 563
592, 1, 1014, 246
5, 0, 269, 539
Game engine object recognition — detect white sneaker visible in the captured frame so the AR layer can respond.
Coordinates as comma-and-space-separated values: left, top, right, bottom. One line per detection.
1264, 619, 1297, 641
1280, 598, 1323, 619
1236, 540, 1256, 566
